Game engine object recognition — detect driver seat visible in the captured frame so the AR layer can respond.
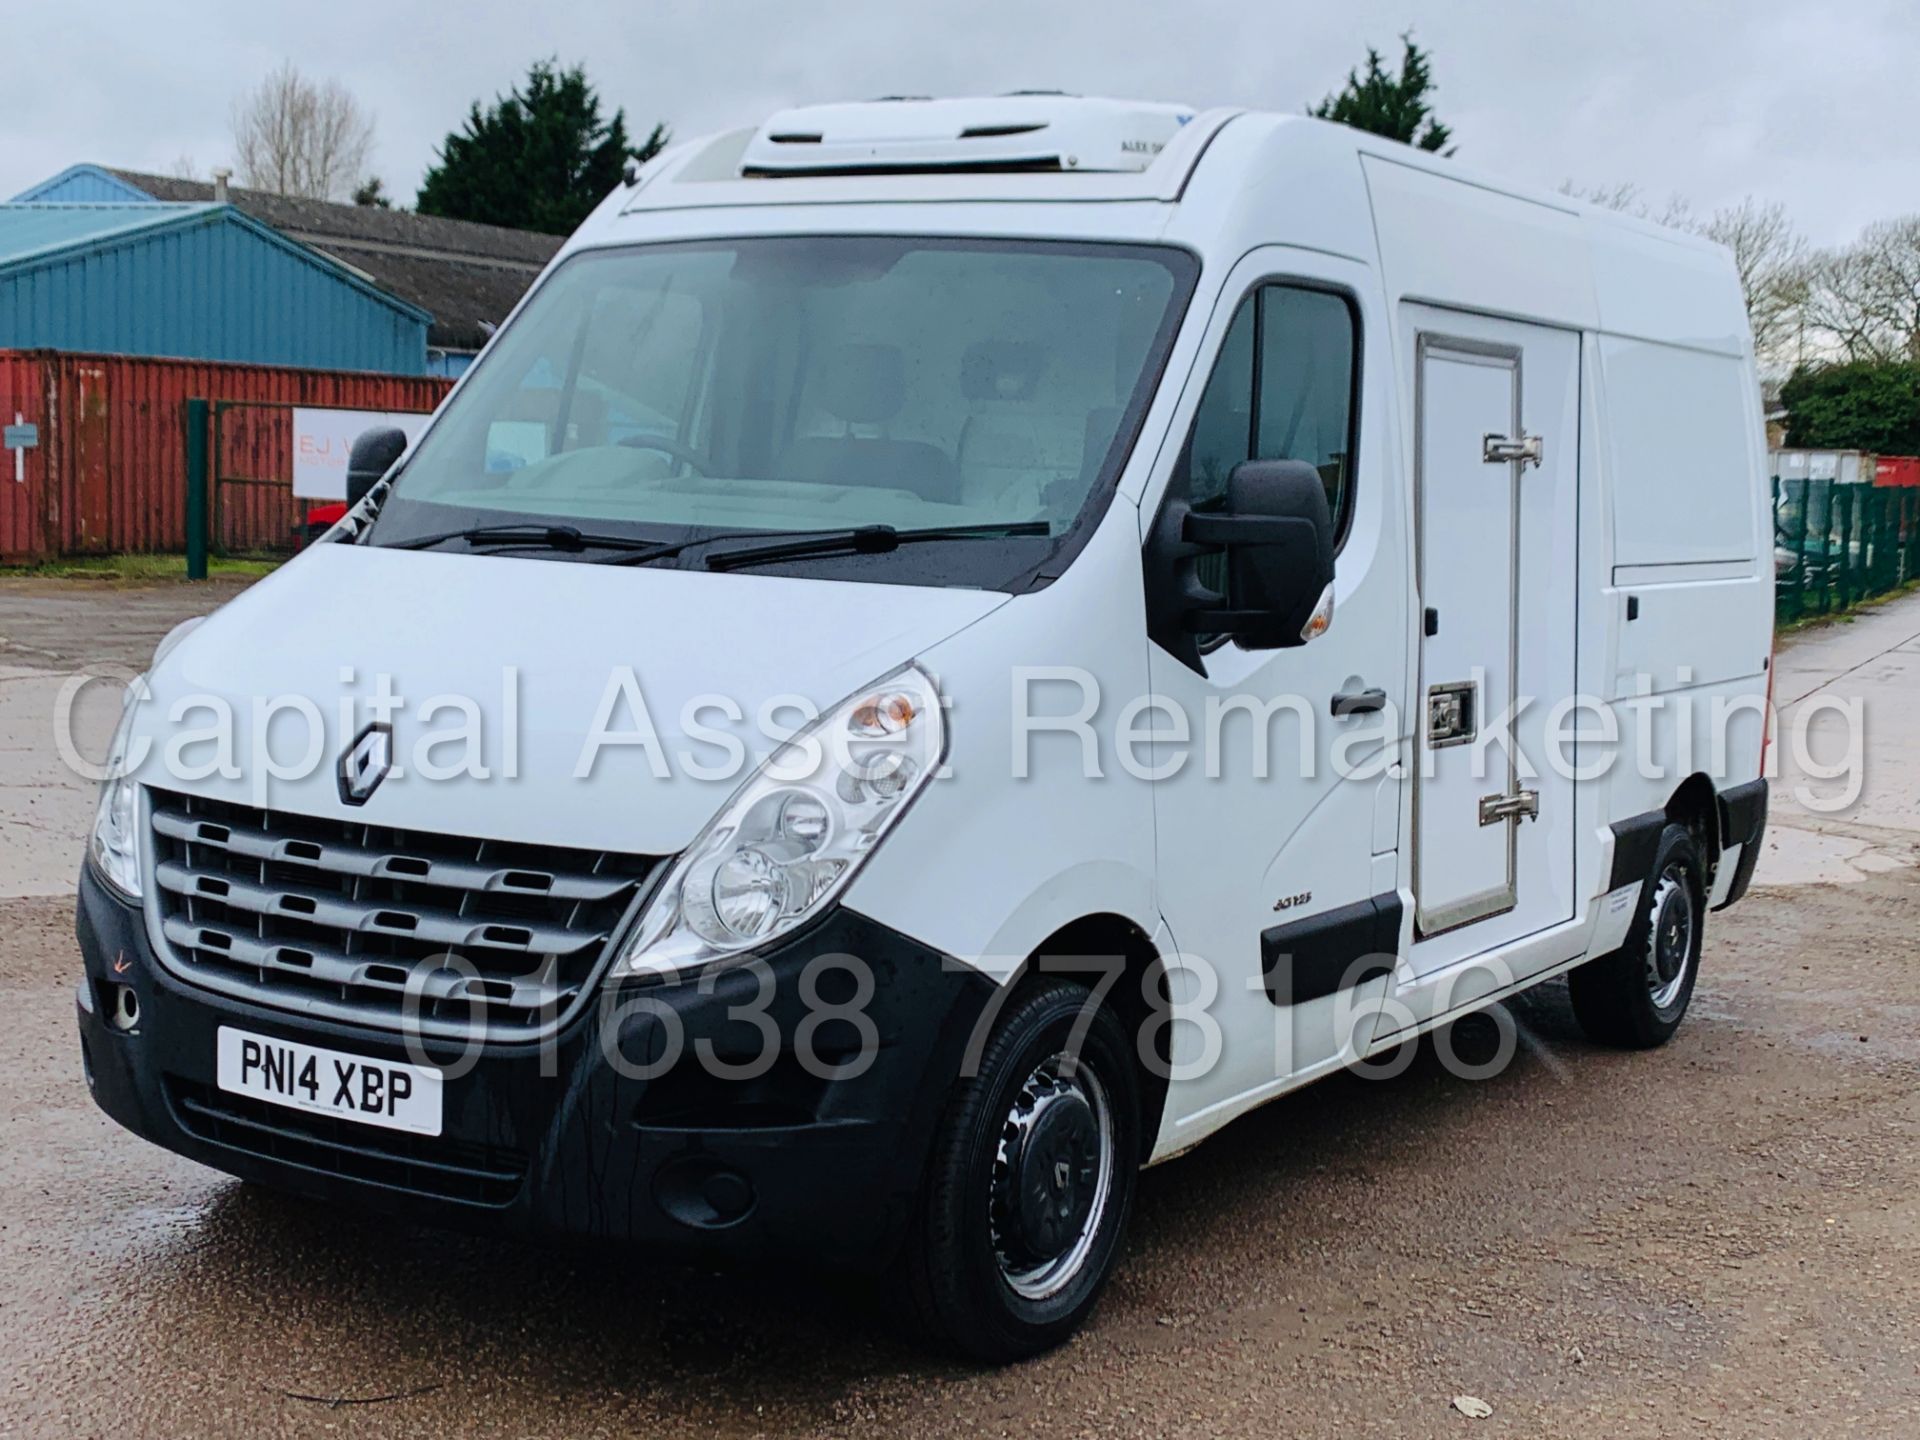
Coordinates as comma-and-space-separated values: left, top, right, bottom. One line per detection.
775, 343, 959, 504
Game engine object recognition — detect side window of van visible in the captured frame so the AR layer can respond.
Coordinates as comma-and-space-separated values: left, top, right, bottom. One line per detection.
1183, 283, 1360, 546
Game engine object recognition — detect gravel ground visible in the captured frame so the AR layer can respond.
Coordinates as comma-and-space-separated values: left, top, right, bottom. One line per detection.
2, 577, 1917, 1437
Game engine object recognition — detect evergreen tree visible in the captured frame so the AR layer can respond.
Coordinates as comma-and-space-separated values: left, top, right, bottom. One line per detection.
418, 60, 668, 234
1781, 362, 1920, 455
1310, 33, 1454, 155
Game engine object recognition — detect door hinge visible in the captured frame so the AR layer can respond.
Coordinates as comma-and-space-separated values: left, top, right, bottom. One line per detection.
1483, 432, 1544, 468
1478, 789, 1540, 825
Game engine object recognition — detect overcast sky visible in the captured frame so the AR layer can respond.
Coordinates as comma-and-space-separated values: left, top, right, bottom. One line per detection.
2, 0, 1910, 246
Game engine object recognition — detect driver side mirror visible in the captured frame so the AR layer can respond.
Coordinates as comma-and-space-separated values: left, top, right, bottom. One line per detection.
345, 426, 410, 509
1144, 458, 1336, 672
1212, 459, 1335, 649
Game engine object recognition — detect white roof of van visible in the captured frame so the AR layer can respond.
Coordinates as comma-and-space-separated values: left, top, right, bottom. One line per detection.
582, 94, 1748, 357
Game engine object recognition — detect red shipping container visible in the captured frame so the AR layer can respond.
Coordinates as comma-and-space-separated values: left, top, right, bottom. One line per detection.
0, 349, 451, 563
1873, 455, 1920, 488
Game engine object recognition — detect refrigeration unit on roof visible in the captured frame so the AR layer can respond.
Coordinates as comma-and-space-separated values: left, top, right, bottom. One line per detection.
739, 95, 1198, 177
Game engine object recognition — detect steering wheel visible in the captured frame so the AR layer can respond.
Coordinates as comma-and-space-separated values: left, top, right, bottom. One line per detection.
617, 433, 712, 476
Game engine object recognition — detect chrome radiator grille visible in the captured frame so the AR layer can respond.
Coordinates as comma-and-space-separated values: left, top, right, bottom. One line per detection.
148, 789, 656, 1040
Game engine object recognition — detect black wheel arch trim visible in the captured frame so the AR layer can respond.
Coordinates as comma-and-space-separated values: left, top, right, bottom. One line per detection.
1607, 809, 1670, 892
1607, 777, 1767, 909
1714, 778, 1768, 911
1718, 777, 1768, 849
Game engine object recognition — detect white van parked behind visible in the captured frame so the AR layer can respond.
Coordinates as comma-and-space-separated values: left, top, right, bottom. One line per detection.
77, 95, 1772, 1360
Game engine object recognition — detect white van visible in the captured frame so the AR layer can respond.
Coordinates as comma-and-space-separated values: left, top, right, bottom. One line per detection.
77, 96, 1772, 1360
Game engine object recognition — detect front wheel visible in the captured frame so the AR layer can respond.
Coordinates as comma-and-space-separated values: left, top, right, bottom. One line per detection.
901, 979, 1141, 1362
1570, 822, 1706, 1049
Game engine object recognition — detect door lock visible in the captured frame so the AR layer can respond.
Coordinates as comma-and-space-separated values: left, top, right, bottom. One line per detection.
1483, 432, 1544, 468
1478, 790, 1540, 825
1426, 681, 1476, 747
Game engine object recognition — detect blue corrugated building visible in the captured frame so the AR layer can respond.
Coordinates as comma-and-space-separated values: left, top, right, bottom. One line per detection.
11, 165, 155, 205
16, 165, 563, 376
0, 201, 431, 373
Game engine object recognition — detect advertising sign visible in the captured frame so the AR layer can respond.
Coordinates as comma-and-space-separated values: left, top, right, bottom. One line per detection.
293, 409, 433, 500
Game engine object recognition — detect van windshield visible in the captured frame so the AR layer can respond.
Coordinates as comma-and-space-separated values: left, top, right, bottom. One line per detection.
368, 236, 1195, 587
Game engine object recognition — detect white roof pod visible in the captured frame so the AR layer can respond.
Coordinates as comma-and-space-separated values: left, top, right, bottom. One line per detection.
738, 94, 1198, 177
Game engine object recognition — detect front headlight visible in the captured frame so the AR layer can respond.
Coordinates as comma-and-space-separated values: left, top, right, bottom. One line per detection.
615, 663, 944, 978
90, 695, 144, 901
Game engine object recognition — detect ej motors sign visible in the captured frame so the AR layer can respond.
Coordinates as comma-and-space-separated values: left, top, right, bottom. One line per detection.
292, 408, 432, 500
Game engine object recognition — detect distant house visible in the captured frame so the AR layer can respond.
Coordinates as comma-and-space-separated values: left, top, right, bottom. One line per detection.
0, 201, 431, 373
14, 164, 563, 376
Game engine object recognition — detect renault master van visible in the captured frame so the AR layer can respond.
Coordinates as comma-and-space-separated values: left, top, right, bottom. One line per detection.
76, 95, 1772, 1361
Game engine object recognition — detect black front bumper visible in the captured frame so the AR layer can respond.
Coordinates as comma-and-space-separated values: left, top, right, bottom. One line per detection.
75, 863, 993, 1269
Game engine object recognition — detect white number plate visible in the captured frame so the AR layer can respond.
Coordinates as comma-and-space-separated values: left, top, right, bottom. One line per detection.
216, 1026, 443, 1137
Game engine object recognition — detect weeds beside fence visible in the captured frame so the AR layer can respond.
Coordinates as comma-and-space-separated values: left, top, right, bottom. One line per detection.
1773, 479, 1920, 625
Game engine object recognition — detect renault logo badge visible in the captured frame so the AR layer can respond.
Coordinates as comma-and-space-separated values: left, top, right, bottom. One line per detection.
337, 723, 393, 806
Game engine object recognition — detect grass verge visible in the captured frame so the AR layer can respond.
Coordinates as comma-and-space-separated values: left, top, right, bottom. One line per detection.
0, 554, 278, 583
1776, 576, 1920, 638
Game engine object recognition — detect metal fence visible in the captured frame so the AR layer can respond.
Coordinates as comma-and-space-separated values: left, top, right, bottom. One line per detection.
1773, 478, 1920, 625
0, 349, 450, 563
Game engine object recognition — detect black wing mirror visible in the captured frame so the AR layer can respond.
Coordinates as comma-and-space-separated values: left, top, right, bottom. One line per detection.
1144, 458, 1335, 671
345, 426, 410, 509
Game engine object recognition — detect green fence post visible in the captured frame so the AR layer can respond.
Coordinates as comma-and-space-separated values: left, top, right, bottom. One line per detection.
1908, 490, 1919, 584
1875, 490, 1891, 593
1886, 491, 1899, 590
1904, 489, 1917, 586
185, 398, 209, 581
1853, 487, 1865, 601
1790, 479, 1809, 621
1809, 479, 1828, 614
1855, 487, 1869, 600
1837, 483, 1854, 611
1861, 489, 1876, 597
1901, 490, 1912, 586
1900, 489, 1911, 586
1868, 489, 1883, 596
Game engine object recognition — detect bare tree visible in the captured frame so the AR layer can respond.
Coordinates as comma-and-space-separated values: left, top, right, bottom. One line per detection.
1801, 217, 1920, 365
1558, 180, 1695, 229
1697, 198, 1808, 367
1562, 183, 1808, 369
230, 62, 375, 201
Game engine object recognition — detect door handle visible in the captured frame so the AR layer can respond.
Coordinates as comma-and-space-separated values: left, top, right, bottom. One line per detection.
1331, 688, 1387, 717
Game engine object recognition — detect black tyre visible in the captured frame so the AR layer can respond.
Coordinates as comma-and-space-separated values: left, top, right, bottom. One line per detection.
1570, 822, 1706, 1049
901, 978, 1141, 1362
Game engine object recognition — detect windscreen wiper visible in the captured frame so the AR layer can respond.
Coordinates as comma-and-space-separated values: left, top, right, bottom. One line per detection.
703, 521, 1052, 572
385, 523, 666, 555
391, 518, 1053, 567
593, 525, 857, 568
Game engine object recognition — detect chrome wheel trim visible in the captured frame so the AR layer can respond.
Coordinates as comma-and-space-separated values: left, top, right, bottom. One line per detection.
1644, 862, 1696, 1012
988, 1051, 1116, 1303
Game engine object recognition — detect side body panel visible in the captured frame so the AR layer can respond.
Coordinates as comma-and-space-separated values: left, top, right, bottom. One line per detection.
844, 502, 1165, 974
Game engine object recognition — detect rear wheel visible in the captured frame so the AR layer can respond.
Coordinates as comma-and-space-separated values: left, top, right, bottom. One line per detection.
1570, 822, 1705, 1049
901, 978, 1140, 1362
